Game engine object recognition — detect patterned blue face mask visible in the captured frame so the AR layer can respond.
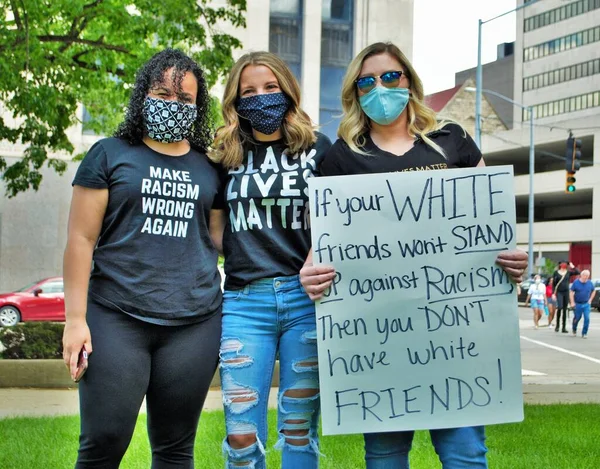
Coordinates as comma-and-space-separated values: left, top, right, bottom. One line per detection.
143, 97, 197, 143
359, 87, 409, 126
236, 92, 290, 135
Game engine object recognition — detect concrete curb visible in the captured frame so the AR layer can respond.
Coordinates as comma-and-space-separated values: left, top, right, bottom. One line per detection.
0, 360, 75, 388
0, 359, 281, 389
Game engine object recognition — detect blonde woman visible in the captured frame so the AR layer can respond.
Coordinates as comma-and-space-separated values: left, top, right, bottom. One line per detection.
210, 51, 331, 469
300, 42, 528, 469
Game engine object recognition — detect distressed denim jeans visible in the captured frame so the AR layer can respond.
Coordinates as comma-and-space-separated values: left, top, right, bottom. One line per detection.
219, 275, 320, 469
364, 426, 488, 469
573, 302, 591, 336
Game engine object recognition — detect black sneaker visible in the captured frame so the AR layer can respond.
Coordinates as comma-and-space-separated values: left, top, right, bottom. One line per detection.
562, 329, 568, 333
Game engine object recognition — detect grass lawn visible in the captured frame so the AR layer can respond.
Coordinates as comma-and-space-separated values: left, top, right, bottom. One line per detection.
0, 404, 599, 468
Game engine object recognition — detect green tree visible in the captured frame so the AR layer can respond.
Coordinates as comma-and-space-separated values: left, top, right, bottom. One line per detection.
0, 0, 245, 197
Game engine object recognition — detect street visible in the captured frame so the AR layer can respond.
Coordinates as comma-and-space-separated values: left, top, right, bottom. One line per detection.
518, 305, 600, 403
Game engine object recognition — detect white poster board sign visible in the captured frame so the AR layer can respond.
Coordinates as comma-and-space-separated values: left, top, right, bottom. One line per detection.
308, 166, 523, 436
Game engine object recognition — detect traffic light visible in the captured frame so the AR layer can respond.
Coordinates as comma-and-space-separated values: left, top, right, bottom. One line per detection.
565, 135, 582, 194
565, 172, 576, 192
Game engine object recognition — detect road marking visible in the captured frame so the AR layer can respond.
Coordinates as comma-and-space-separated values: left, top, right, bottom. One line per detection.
520, 336, 600, 365
522, 369, 546, 376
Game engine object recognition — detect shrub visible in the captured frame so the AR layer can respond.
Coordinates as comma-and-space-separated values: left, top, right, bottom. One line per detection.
0, 322, 64, 359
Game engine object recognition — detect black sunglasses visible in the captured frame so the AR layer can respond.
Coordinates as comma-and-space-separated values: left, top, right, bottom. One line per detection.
355, 71, 404, 92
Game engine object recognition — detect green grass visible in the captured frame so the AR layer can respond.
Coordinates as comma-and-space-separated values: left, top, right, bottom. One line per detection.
0, 405, 599, 468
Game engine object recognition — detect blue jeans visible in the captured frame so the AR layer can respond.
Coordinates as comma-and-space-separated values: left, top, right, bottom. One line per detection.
573, 303, 591, 336
219, 275, 320, 469
364, 426, 488, 469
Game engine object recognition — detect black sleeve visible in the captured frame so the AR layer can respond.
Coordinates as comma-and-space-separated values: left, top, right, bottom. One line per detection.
445, 123, 482, 168
314, 132, 332, 157
72, 140, 110, 189
210, 161, 227, 210
319, 139, 349, 177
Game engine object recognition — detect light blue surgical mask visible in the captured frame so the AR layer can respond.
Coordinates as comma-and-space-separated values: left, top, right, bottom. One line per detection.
359, 87, 409, 125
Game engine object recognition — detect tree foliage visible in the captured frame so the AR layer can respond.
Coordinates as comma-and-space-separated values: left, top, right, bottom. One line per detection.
0, 0, 245, 196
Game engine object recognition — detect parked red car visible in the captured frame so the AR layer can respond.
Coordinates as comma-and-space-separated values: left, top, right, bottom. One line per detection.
0, 277, 65, 327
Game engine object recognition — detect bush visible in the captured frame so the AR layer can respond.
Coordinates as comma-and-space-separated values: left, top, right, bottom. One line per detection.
0, 322, 64, 359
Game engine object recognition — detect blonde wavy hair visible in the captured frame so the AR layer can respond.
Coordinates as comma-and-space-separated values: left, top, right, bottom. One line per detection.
210, 51, 316, 169
339, 42, 448, 157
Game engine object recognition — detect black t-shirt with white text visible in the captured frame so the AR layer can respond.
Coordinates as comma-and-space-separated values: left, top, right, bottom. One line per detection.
223, 133, 331, 289
73, 137, 223, 325
320, 123, 482, 176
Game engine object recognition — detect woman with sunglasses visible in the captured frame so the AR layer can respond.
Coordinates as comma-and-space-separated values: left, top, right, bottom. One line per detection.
210, 51, 331, 469
300, 42, 528, 469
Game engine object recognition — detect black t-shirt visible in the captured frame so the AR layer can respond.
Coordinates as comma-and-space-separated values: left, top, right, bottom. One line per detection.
223, 132, 332, 289
552, 268, 580, 294
320, 123, 482, 176
73, 137, 223, 325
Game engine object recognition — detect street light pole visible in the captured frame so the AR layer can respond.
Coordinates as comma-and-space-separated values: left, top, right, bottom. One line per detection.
466, 87, 535, 278
475, 0, 541, 149
475, 20, 483, 148
527, 107, 534, 279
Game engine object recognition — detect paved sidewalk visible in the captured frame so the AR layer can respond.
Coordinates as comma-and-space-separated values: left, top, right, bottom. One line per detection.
0, 387, 279, 419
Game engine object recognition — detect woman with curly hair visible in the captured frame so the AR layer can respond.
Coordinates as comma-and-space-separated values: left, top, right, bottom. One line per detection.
300, 42, 528, 469
62, 48, 223, 468
210, 51, 331, 469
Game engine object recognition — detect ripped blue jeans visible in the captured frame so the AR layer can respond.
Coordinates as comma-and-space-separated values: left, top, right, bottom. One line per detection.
219, 275, 320, 469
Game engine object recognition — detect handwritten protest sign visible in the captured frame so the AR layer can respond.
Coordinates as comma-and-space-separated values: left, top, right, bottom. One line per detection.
308, 166, 523, 436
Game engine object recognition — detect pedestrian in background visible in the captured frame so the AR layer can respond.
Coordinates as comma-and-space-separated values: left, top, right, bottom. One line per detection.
546, 276, 556, 327
552, 261, 580, 333
526, 274, 547, 329
570, 269, 596, 339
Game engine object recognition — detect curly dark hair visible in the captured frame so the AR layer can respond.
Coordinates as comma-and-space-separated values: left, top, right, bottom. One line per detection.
114, 48, 213, 152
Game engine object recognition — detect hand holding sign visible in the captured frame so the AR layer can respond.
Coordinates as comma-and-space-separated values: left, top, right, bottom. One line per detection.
300, 258, 336, 300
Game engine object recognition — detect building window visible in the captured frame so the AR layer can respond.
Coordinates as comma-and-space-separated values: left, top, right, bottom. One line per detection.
319, 0, 353, 140
523, 58, 600, 92
269, 0, 303, 80
523, 26, 600, 62
524, 0, 600, 33
524, 90, 600, 120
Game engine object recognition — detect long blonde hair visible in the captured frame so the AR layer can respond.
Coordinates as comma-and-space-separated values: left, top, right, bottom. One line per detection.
339, 42, 447, 157
210, 51, 316, 169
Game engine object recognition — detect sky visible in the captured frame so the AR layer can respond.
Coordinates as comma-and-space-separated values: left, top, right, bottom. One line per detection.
413, 0, 519, 95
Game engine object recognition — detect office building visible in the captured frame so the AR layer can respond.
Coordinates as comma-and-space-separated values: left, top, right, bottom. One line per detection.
481, 0, 600, 274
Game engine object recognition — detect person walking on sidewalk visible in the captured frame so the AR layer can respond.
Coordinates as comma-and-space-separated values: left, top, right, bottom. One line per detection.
552, 261, 579, 333
526, 275, 546, 329
570, 270, 596, 339
545, 277, 557, 327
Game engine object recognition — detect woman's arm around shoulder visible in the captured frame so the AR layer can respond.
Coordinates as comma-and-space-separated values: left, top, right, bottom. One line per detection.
313, 131, 333, 152
318, 138, 354, 177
